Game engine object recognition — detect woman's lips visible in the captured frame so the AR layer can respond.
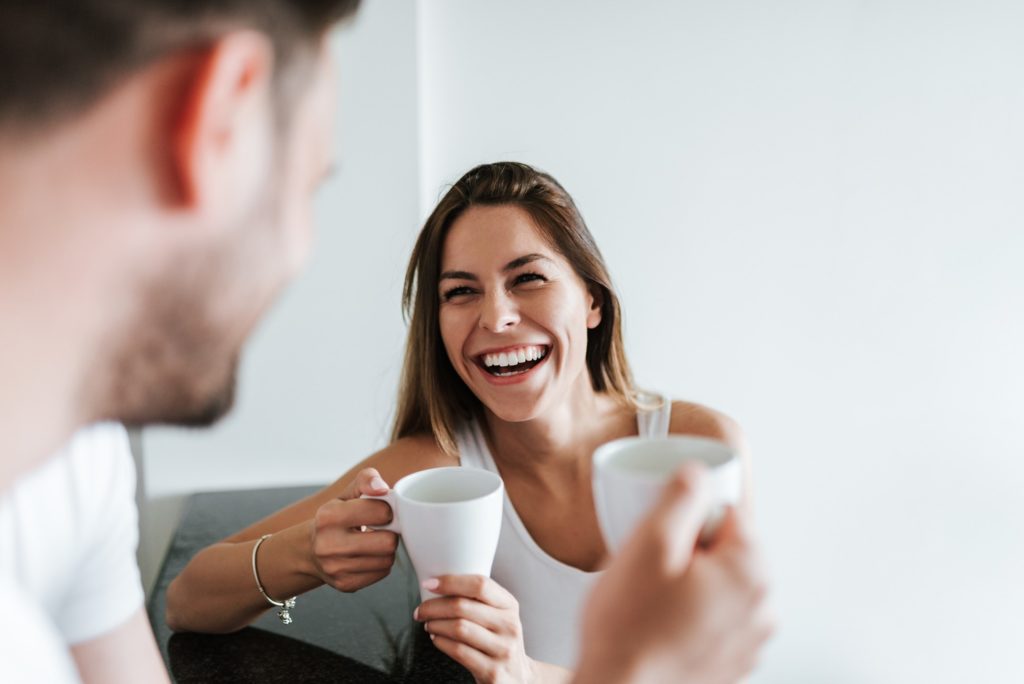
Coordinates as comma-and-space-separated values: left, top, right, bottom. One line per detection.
473, 345, 550, 385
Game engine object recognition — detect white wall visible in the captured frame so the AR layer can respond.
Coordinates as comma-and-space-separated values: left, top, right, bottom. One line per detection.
142, 1, 1024, 681
419, 1, 1024, 682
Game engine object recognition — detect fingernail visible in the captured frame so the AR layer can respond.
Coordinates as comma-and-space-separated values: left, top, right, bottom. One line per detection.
413, 607, 419, 620
421, 578, 439, 591
370, 476, 388, 491
429, 634, 436, 641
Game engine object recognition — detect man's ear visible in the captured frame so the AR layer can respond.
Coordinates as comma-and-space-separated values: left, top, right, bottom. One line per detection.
586, 285, 604, 329
171, 31, 275, 212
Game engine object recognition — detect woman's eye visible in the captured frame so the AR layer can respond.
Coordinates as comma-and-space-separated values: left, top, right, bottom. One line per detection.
513, 272, 547, 286
442, 286, 475, 301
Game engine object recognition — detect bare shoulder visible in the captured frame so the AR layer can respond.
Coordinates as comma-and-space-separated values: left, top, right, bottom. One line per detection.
668, 400, 747, 453
373, 433, 458, 482
323, 433, 457, 496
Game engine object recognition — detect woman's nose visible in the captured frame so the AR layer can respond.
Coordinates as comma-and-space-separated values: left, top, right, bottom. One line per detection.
479, 290, 519, 332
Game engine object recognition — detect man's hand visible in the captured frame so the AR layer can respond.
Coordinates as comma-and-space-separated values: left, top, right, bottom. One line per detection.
576, 463, 774, 684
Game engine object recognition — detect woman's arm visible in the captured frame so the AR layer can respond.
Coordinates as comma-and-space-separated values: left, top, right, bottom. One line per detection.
165, 435, 454, 634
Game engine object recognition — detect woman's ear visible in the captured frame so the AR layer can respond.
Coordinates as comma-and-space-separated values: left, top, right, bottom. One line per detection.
586, 285, 604, 329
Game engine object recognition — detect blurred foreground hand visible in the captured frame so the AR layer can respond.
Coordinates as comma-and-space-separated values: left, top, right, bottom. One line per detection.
575, 464, 775, 684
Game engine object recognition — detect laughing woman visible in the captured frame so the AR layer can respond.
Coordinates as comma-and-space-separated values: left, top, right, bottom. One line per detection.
166, 162, 751, 682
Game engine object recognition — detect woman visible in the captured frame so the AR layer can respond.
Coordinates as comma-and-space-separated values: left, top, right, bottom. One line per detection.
166, 161, 750, 682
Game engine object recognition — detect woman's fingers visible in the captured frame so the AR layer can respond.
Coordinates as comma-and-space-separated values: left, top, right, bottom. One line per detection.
415, 595, 518, 636
429, 634, 499, 682
313, 524, 398, 559
339, 467, 390, 500
422, 575, 517, 610
316, 497, 394, 531
415, 576, 519, 635
424, 618, 512, 660
326, 569, 391, 593
321, 552, 396, 573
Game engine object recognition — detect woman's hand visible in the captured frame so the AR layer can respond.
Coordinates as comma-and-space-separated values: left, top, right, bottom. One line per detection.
309, 468, 400, 592
414, 575, 538, 684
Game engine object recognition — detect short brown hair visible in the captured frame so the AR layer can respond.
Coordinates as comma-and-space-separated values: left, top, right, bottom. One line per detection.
393, 161, 640, 454
0, 0, 360, 132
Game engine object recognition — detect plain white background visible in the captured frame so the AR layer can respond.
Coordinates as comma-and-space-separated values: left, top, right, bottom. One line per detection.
143, 1, 1024, 682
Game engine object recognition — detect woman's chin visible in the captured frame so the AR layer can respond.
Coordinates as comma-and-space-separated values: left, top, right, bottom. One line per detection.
478, 393, 548, 424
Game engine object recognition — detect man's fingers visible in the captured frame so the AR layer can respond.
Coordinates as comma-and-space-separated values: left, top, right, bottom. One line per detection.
632, 462, 714, 572
340, 467, 390, 500
703, 503, 744, 550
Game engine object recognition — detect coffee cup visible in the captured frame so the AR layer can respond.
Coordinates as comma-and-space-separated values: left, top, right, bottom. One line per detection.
364, 467, 503, 600
592, 435, 742, 552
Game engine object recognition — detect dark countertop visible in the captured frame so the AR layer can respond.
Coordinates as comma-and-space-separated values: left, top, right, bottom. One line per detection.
147, 486, 472, 683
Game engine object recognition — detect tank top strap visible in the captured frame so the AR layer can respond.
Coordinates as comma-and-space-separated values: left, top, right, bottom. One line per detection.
636, 393, 672, 438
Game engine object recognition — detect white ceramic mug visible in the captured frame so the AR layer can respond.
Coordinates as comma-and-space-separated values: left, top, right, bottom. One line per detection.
592, 435, 742, 552
365, 467, 504, 600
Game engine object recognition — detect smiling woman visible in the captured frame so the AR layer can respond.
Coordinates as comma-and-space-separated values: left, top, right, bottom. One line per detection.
165, 161, 751, 682
395, 163, 641, 454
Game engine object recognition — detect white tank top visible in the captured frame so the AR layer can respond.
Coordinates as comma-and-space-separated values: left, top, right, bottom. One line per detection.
454, 396, 672, 668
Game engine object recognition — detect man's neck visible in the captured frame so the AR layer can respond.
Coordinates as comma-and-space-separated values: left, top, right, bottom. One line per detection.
0, 322, 83, 490
0, 138, 108, 491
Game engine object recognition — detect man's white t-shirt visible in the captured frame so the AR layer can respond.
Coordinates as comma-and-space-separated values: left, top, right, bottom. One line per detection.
0, 423, 144, 658
0, 576, 81, 682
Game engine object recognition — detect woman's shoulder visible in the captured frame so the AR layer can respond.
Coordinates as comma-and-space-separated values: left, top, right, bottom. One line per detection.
370, 433, 459, 479
667, 399, 746, 452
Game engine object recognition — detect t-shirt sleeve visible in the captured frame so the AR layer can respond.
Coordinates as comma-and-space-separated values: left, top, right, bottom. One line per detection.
1, 582, 82, 683
55, 423, 145, 645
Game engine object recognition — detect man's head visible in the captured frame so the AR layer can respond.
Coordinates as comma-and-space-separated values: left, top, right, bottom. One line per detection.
0, 0, 358, 429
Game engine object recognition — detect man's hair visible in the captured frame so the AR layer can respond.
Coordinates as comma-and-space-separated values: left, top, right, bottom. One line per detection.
0, 0, 360, 132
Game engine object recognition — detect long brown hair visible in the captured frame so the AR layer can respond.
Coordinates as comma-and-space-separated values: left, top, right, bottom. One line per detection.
392, 161, 640, 454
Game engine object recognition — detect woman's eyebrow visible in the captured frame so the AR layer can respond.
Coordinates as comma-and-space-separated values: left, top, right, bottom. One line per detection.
440, 269, 476, 281
503, 253, 552, 272
439, 254, 552, 282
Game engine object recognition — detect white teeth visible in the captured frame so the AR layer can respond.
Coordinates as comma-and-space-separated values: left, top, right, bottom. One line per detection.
481, 346, 547, 368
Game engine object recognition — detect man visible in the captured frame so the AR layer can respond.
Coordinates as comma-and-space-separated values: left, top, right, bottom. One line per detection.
0, 1, 772, 682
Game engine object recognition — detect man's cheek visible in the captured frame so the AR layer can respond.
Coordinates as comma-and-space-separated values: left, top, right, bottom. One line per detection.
282, 203, 315, 277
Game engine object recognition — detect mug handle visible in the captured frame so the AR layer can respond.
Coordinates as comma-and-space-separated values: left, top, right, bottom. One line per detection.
359, 491, 401, 533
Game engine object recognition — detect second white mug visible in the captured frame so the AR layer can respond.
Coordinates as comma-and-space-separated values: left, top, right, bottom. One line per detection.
592, 435, 742, 553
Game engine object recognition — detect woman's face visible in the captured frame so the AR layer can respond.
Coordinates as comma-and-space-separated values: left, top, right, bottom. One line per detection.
438, 204, 602, 423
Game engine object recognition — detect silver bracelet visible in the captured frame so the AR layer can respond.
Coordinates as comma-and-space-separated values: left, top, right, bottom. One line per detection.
251, 533, 297, 625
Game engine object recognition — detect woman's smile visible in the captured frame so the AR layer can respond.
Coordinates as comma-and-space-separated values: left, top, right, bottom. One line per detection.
472, 344, 552, 385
